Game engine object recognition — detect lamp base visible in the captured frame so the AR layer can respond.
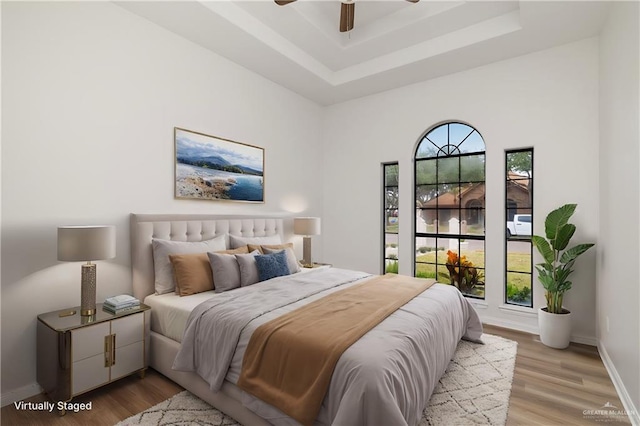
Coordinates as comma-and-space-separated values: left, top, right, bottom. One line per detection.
302, 236, 312, 267
81, 263, 97, 317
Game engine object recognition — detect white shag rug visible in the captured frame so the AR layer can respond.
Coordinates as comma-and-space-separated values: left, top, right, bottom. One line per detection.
116, 334, 516, 426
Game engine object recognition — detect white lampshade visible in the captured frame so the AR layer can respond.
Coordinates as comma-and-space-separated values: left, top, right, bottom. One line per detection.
294, 217, 321, 236
58, 226, 116, 261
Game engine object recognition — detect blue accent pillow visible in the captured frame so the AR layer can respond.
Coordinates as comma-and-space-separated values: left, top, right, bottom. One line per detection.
255, 250, 291, 282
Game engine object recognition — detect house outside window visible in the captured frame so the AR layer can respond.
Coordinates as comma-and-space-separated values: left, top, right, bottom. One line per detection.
505, 149, 533, 307
414, 122, 486, 299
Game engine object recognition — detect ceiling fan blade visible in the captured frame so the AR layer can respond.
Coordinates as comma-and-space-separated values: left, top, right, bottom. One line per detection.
275, 0, 297, 5
405, 0, 420, 3
340, 2, 355, 32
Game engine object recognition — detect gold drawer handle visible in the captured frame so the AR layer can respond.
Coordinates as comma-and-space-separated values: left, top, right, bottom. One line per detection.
104, 335, 111, 367
104, 334, 116, 367
111, 334, 116, 366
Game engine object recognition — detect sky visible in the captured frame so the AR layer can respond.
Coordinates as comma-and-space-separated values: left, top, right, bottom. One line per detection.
176, 128, 264, 172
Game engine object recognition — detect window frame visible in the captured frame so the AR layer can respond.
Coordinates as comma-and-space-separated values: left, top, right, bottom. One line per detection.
413, 122, 486, 300
382, 162, 399, 275
504, 148, 534, 308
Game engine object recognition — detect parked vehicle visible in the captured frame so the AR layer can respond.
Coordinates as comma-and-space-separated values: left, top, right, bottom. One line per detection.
506, 214, 531, 237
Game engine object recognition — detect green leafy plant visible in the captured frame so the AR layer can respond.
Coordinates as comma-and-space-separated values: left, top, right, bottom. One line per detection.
445, 250, 485, 293
532, 204, 595, 314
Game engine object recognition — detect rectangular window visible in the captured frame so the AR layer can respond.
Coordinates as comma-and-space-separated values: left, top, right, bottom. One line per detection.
505, 149, 533, 307
383, 163, 399, 274
415, 154, 485, 299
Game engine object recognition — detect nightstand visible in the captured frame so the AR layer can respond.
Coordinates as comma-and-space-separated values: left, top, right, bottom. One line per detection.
37, 303, 150, 414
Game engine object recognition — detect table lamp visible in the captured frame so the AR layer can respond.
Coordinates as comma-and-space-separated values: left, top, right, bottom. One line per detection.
58, 225, 116, 316
293, 217, 321, 267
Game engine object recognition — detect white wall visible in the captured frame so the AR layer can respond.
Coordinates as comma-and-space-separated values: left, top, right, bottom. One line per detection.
1, 2, 323, 402
598, 1, 640, 419
323, 38, 600, 342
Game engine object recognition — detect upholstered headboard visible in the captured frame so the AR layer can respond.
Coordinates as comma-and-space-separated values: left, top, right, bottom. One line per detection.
130, 214, 288, 301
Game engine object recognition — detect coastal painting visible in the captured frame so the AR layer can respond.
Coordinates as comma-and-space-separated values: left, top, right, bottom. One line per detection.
175, 128, 264, 202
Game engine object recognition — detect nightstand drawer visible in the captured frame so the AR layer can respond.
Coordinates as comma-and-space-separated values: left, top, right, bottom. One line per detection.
112, 313, 144, 348
72, 322, 110, 362
72, 353, 109, 395
111, 341, 144, 381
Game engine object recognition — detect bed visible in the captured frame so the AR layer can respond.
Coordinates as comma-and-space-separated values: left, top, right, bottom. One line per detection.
130, 213, 483, 426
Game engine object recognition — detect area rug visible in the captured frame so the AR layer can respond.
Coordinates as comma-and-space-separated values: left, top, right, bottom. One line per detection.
116, 334, 516, 426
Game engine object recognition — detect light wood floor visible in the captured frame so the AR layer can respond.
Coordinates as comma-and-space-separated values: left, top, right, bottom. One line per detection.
1, 325, 629, 425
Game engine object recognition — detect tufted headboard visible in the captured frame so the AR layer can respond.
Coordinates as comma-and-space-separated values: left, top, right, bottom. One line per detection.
130, 213, 288, 301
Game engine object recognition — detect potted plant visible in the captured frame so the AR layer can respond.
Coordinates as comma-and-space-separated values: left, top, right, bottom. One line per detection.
532, 204, 594, 349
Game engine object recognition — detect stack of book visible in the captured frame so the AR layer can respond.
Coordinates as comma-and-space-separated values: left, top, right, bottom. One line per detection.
103, 295, 140, 314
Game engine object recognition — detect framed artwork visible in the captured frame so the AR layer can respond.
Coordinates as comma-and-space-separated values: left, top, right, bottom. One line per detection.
174, 127, 264, 203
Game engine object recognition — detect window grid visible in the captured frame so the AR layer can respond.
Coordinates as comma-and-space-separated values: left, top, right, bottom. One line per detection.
414, 122, 485, 299
504, 148, 534, 307
383, 162, 399, 274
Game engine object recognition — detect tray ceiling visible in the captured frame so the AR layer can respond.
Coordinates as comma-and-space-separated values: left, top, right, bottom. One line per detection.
117, 1, 612, 105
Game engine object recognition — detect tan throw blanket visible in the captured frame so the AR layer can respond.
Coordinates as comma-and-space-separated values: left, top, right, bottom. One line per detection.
237, 274, 435, 426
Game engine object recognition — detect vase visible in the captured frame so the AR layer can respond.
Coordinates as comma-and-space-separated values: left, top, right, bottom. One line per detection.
538, 307, 572, 349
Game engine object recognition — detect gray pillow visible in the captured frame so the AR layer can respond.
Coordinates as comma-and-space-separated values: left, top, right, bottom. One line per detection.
235, 250, 261, 287
152, 235, 226, 294
262, 246, 301, 274
207, 252, 241, 293
228, 234, 282, 249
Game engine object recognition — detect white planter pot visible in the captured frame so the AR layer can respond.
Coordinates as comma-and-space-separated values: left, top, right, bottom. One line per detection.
538, 307, 572, 349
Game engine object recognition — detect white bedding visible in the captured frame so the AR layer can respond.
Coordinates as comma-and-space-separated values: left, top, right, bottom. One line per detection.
144, 267, 319, 342
173, 268, 483, 426
144, 291, 217, 343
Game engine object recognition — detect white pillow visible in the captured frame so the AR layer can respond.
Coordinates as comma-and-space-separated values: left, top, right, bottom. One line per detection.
207, 252, 242, 293
229, 234, 282, 249
262, 246, 301, 274
235, 251, 261, 287
152, 235, 226, 294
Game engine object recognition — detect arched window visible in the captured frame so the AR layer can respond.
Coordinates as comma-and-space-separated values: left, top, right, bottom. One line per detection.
414, 122, 486, 299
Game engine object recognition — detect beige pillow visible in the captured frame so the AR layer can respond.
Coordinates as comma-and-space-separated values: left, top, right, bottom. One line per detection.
170, 253, 213, 296
152, 235, 226, 294
217, 246, 250, 255
170, 246, 249, 296
247, 242, 293, 254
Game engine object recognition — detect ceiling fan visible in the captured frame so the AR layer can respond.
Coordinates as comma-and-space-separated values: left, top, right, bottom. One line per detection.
275, 0, 420, 33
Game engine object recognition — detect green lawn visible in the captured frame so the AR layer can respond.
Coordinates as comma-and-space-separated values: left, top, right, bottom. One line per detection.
413, 249, 532, 299
414, 249, 485, 297
388, 249, 532, 300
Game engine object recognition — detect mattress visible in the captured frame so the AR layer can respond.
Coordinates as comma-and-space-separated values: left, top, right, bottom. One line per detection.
144, 291, 218, 343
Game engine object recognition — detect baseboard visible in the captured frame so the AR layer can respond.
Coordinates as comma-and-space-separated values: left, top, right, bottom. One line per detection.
481, 315, 597, 346
0, 383, 42, 408
571, 334, 598, 346
598, 343, 640, 426
481, 315, 538, 335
